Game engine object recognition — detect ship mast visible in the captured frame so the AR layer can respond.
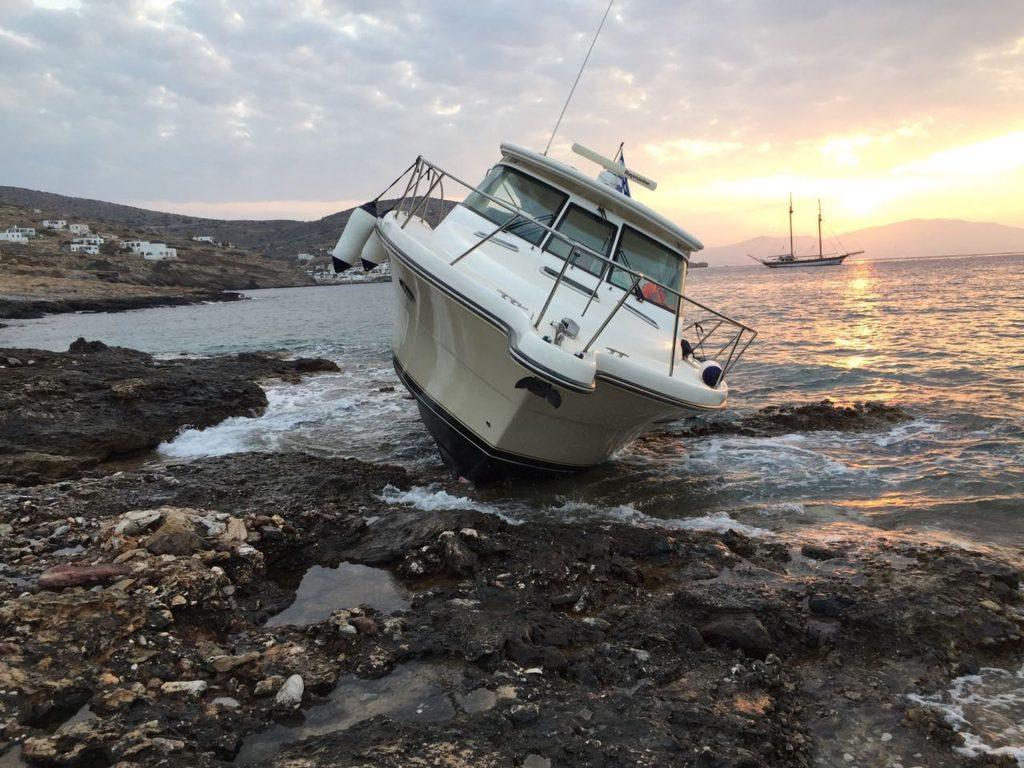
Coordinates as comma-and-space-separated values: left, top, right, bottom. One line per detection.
818, 199, 823, 259
788, 193, 794, 258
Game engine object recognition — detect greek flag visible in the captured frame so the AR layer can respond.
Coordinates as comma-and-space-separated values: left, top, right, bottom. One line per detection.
614, 144, 631, 197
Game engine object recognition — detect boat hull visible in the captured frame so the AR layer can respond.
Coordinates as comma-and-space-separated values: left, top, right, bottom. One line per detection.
764, 254, 848, 268
387, 243, 707, 479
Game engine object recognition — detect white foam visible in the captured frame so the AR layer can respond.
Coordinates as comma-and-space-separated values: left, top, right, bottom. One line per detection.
548, 500, 773, 538
908, 665, 1024, 765
378, 485, 523, 523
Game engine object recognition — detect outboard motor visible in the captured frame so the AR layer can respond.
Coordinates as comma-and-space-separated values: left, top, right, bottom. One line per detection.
332, 201, 379, 273
700, 360, 724, 388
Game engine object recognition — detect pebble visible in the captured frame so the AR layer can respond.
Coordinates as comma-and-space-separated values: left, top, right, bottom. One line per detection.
160, 680, 207, 696
275, 674, 304, 708
211, 696, 240, 709
881, 733, 893, 742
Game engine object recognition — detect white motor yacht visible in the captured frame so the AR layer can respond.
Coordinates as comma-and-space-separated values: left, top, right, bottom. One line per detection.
332, 143, 756, 479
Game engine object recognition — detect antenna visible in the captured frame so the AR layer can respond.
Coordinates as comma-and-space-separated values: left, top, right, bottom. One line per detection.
543, 0, 615, 156
572, 143, 658, 190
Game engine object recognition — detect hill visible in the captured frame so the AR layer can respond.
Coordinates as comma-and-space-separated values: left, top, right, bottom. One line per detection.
0, 186, 452, 261
702, 219, 1024, 266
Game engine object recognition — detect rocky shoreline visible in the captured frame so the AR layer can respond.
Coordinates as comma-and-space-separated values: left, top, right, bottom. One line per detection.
0, 292, 246, 322
2, 343, 1022, 767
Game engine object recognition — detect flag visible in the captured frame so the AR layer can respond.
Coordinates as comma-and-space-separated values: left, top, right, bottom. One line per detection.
614, 144, 631, 198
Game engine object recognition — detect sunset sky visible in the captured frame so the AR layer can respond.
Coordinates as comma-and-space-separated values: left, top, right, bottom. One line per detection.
2, 0, 1022, 244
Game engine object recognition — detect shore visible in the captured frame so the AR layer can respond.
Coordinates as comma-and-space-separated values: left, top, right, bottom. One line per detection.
1, 343, 1022, 767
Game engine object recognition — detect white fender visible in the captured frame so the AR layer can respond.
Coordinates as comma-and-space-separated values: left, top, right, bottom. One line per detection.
332, 202, 377, 272
360, 230, 388, 271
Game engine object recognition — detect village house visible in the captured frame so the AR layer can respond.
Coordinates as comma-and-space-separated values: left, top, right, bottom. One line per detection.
192, 235, 215, 243
7, 226, 36, 237
70, 242, 100, 255
42, 219, 67, 230
68, 223, 91, 235
0, 230, 28, 243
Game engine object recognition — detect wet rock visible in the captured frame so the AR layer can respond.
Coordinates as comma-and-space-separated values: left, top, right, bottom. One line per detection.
808, 593, 852, 618
509, 703, 541, 725
211, 696, 241, 710
254, 676, 284, 697
522, 755, 551, 768
349, 616, 378, 635
456, 687, 498, 714
275, 674, 304, 708
440, 530, 477, 575
37, 563, 131, 590
801, 542, 842, 561
699, 614, 773, 659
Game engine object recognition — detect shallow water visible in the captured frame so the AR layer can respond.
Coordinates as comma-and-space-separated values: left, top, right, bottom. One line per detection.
235, 662, 460, 765
266, 562, 411, 627
2, 255, 1022, 546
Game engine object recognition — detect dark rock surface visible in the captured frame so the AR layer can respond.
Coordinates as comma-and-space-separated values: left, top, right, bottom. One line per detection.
0, 340, 339, 485
0, 292, 244, 321
0, 347, 1019, 767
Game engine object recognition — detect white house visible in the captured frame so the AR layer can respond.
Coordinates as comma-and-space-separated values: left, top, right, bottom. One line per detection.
136, 243, 177, 261
69, 223, 90, 235
73, 235, 104, 247
42, 219, 67, 230
0, 230, 28, 243
70, 243, 100, 255
192, 235, 215, 243
7, 226, 36, 237
122, 240, 147, 252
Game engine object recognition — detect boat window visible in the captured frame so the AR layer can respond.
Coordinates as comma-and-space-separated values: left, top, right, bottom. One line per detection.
462, 165, 568, 246
543, 204, 617, 276
608, 226, 686, 310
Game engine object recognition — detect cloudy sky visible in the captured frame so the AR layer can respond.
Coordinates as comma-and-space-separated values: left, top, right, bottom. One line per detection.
2, 0, 1022, 244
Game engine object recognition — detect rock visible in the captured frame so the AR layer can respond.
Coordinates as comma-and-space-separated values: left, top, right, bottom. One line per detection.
522, 754, 551, 768
68, 338, 108, 353
222, 516, 247, 543
980, 599, 1002, 612
630, 648, 651, 663
144, 511, 207, 555
208, 651, 260, 673
808, 593, 852, 618
456, 687, 498, 714
349, 616, 378, 635
254, 676, 284, 697
146, 608, 174, 630
275, 674, 304, 708
801, 542, 842, 560
160, 680, 207, 696
440, 531, 477, 575
37, 563, 131, 590
509, 702, 541, 725
700, 614, 773, 659
211, 696, 241, 709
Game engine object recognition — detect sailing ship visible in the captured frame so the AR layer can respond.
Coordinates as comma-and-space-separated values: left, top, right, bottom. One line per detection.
751, 196, 864, 268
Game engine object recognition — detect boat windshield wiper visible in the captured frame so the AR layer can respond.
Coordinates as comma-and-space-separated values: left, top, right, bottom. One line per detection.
614, 249, 646, 302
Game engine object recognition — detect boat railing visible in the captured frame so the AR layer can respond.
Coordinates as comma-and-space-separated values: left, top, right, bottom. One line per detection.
388, 156, 757, 380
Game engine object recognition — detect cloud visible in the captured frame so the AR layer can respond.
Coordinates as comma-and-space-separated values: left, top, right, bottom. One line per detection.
0, 0, 1021, 241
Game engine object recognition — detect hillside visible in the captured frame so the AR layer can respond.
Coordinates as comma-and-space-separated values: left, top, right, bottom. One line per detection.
0, 201, 314, 319
0, 186, 453, 261
702, 219, 1024, 266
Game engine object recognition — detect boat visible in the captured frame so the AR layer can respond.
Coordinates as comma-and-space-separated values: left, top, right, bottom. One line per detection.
751, 196, 863, 268
331, 143, 757, 479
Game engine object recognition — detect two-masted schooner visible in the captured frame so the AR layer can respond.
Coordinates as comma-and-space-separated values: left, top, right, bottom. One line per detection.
751, 196, 864, 268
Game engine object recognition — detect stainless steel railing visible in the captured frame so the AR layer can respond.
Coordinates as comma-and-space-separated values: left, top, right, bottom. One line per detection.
388, 156, 757, 379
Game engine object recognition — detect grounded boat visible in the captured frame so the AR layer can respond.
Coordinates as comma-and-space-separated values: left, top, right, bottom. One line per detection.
752, 196, 863, 268
331, 143, 756, 479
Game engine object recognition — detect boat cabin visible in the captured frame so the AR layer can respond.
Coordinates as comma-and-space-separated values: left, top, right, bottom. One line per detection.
455, 144, 701, 315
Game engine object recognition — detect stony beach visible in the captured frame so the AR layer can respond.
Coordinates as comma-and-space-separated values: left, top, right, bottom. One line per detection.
1, 341, 1022, 767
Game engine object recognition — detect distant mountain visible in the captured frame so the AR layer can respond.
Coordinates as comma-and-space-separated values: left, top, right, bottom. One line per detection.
0, 186, 454, 260
702, 219, 1024, 266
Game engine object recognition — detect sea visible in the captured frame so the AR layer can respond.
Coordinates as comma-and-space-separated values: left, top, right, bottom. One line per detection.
2, 254, 1021, 548
3, 253, 1024, 762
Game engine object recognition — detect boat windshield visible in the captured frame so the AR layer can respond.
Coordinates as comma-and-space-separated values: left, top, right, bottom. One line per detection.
462, 166, 567, 246
608, 226, 686, 310
544, 204, 617, 276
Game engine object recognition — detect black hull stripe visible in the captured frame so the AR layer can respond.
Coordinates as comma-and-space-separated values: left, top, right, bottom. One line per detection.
393, 355, 582, 474
378, 224, 720, 413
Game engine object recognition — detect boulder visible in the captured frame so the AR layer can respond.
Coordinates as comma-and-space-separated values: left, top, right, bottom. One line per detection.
38, 563, 131, 590
699, 614, 773, 659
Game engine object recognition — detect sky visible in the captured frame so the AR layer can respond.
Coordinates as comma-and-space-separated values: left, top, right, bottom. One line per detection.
1, 0, 1022, 245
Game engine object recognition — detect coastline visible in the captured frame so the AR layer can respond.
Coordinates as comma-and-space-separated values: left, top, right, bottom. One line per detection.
1, 341, 1022, 766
